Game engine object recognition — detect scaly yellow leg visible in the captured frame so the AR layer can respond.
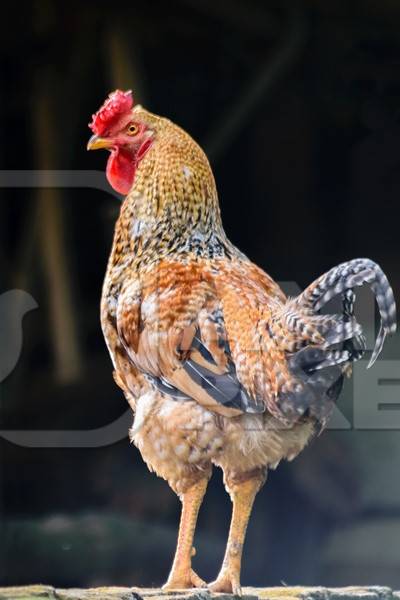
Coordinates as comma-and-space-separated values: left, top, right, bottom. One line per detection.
163, 478, 208, 590
209, 472, 265, 596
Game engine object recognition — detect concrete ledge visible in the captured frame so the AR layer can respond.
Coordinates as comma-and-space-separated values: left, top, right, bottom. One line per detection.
0, 586, 398, 600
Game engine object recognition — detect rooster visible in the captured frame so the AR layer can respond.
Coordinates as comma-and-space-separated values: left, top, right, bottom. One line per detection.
87, 90, 396, 594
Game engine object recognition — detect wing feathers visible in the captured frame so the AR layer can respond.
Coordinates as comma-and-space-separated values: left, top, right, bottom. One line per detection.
114, 257, 395, 428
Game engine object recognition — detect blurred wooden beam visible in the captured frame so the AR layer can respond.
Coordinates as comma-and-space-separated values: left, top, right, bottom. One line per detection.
33, 74, 83, 384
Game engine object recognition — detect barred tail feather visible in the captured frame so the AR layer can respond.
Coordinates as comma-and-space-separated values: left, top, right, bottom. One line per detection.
295, 258, 397, 367
273, 259, 394, 428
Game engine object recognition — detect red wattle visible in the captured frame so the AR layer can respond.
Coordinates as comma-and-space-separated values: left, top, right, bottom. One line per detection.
106, 148, 136, 195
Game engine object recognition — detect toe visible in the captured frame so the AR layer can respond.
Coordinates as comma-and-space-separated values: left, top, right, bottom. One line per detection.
162, 568, 206, 590
191, 569, 206, 588
208, 575, 242, 596
162, 578, 191, 591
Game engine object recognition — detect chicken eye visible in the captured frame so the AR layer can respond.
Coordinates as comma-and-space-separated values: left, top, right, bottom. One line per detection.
127, 123, 139, 136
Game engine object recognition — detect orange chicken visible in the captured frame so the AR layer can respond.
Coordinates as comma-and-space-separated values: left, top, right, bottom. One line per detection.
87, 90, 396, 594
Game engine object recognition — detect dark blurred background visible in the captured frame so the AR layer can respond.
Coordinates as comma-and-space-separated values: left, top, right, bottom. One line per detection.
1, 0, 400, 590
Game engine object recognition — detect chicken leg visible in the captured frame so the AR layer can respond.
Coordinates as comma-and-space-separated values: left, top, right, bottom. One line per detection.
163, 477, 208, 589
209, 470, 266, 595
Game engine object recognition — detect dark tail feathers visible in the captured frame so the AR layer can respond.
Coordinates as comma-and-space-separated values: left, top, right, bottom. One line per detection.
295, 258, 396, 368
275, 259, 396, 429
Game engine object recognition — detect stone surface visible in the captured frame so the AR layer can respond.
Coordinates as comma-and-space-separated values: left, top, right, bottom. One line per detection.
0, 587, 397, 600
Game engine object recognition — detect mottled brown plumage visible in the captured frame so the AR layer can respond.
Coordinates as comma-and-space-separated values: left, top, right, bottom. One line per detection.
88, 93, 396, 594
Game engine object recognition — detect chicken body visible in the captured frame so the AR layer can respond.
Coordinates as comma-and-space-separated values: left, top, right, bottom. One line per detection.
91, 96, 396, 594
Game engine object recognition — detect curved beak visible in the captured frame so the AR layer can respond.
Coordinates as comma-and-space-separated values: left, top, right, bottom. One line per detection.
87, 135, 112, 151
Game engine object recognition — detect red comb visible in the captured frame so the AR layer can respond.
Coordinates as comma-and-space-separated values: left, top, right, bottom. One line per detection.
89, 90, 133, 135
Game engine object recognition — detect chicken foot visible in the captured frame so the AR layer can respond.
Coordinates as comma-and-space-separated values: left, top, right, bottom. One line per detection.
209, 470, 266, 595
163, 477, 208, 590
